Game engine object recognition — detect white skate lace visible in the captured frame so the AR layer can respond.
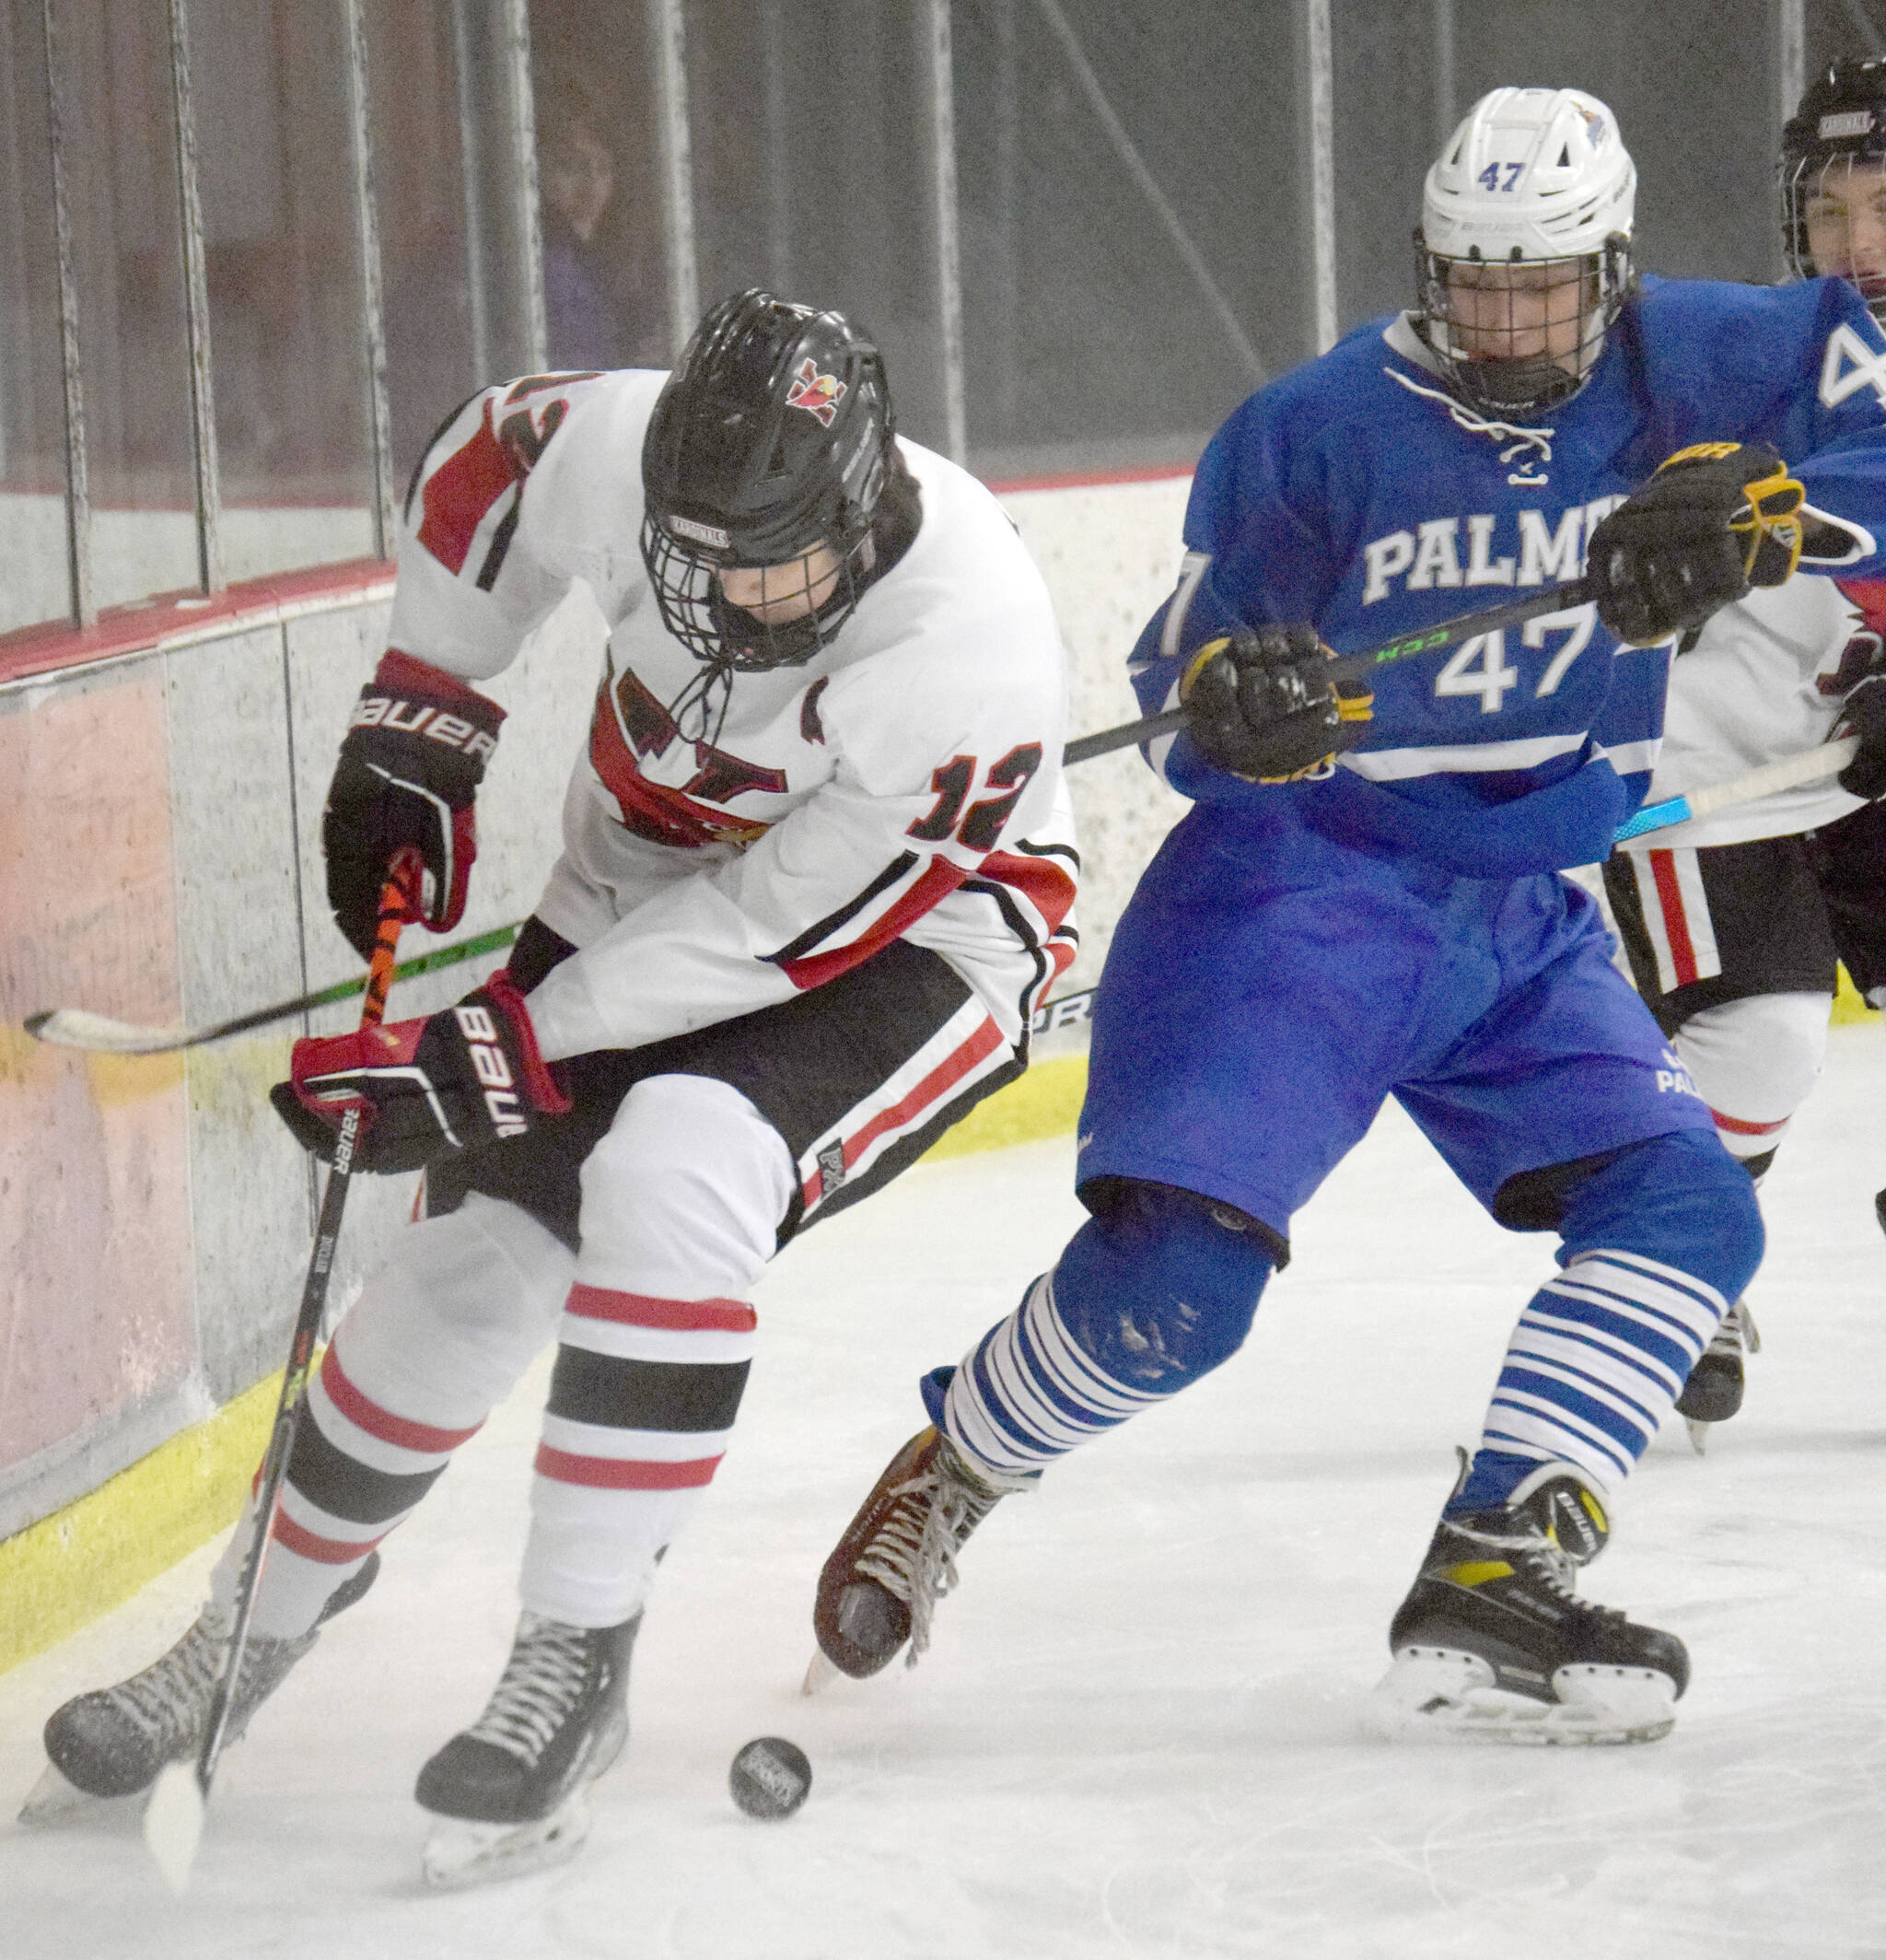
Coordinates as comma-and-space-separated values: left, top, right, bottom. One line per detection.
1706, 1299, 1761, 1359
92, 1608, 306, 1752
853, 1447, 1008, 1664
1445, 1514, 1583, 1599
463, 1614, 593, 1768
102, 1615, 227, 1750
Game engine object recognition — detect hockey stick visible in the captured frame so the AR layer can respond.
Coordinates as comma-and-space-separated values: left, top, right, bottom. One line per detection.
1062, 580, 1593, 764
25, 919, 520, 1056
12, 577, 1624, 1059
143, 855, 418, 1897
1611, 734, 1859, 842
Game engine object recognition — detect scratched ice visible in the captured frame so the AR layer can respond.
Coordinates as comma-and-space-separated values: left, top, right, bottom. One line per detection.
5, 1028, 1884, 1959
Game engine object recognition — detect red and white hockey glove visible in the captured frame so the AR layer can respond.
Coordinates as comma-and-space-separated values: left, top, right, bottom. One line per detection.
269, 974, 570, 1173
323, 650, 506, 962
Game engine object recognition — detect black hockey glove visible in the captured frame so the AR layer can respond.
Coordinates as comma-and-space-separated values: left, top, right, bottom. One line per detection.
323, 650, 506, 962
1180, 625, 1373, 782
1586, 442, 1806, 648
269, 974, 569, 1174
1834, 671, 1886, 799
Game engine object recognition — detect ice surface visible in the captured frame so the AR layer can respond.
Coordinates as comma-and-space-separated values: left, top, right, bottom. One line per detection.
5, 1030, 1886, 1958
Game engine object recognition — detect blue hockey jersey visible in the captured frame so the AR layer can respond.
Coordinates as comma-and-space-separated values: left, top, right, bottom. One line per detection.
1132, 274, 1886, 875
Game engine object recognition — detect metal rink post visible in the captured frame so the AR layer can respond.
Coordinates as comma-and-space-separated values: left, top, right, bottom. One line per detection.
926, 0, 969, 465
647, 0, 698, 358
1433, 0, 1457, 154
506, 0, 546, 375
451, 0, 547, 383
167, 0, 224, 594
342, 0, 395, 560
39, 0, 92, 626
1303, 0, 1336, 356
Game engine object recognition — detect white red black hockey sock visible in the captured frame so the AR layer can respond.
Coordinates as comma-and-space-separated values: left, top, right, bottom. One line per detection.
1671, 990, 1827, 1179
209, 1196, 576, 1639
519, 1076, 793, 1627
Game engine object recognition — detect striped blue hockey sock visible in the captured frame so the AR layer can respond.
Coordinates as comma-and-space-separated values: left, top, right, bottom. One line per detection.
933, 1184, 1276, 1481
937, 1271, 1173, 1477
1452, 1247, 1728, 1510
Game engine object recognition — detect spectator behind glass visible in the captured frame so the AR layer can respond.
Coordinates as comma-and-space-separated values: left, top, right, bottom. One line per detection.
538, 78, 666, 372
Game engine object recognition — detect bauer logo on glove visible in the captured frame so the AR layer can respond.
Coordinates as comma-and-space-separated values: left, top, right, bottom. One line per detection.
323, 650, 506, 962
1180, 624, 1373, 783
270, 974, 570, 1174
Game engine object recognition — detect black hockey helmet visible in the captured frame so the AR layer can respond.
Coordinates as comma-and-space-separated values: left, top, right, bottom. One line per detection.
1782, 57, 1886, 319
640, 289, 895, 671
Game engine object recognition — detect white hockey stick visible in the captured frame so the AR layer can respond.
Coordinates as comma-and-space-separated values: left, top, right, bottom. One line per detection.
1610, 735, 1858, 843
23, 922, 521, 1056
21, 739, 1860, 1061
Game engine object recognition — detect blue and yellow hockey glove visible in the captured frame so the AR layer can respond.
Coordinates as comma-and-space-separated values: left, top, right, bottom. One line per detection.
1587, 442, 1805, 648
1181, 624, 1374, 783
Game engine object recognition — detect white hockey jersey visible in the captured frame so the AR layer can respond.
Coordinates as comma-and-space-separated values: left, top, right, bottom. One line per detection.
386, 369, 1079, 1060
1614, 573, 1878, 854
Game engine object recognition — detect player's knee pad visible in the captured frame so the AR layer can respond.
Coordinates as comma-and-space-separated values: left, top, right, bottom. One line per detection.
1549, 1128, 1764, 1309
576, 1073, 797, 1296
1674, 990, 1827, 1147
337, 1193, 575, 1422
1050, 1179, 1278, 1392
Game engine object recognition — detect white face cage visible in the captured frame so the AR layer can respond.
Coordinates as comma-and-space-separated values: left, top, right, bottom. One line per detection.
1783, 150, 1886, 323
1414, 233, 1635, 419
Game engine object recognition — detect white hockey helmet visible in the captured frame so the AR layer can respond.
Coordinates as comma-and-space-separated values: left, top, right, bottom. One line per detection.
1415, 88, 1637, 417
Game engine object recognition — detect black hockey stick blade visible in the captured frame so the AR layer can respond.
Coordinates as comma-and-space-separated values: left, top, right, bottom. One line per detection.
25, 920, 521, 1056
1060, 580, 1593, 766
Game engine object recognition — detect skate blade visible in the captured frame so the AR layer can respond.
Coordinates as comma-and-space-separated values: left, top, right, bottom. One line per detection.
1367, 1647, 1676, 1746
1686, 1418, 1712, 1455
801, 1649, 844, 1696
17, 1761, 107, 1826
422, 1791, 593, 1890
143, 1759, 206, 1896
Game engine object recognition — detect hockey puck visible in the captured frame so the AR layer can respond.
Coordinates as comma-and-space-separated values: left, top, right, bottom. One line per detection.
728, 1736, 812, 1820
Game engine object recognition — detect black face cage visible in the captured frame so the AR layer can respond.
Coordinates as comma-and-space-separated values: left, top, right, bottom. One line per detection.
639, 506, 876, 674
1782, 150, 1886, 321
1414, 232, 1635, 419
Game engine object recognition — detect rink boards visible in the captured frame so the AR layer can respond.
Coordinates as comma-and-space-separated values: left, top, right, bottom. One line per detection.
0, 473, 1190, 1672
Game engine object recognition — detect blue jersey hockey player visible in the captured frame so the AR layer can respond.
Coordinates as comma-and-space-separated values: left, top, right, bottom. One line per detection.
810, 88, 1886, 1744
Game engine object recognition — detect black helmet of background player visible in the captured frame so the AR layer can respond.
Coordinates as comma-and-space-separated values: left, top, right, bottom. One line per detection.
640, 289, 896, 672
1782, 57, 1886, 323
1414, 87, 1636, 419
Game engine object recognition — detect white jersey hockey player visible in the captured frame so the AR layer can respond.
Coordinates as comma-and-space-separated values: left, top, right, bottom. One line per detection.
30, 291, 1077, 1883
1601, 55, 1886, 1441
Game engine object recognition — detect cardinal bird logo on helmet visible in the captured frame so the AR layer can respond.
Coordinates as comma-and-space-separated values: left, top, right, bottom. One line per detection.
786, 358, 846, 427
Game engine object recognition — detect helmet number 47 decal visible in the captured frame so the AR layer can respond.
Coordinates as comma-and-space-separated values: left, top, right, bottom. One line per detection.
786, 358, 846, 426
1820, 321, 1886, 412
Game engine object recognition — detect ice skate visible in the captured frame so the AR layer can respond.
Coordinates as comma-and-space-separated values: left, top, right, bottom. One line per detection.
809, 1425, 1030, 1685
1677, 1300, 1760, 1452
1370, 1461, 1687, 1746
21, 1553, 379, 1823
416, 1611, 640, 1888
